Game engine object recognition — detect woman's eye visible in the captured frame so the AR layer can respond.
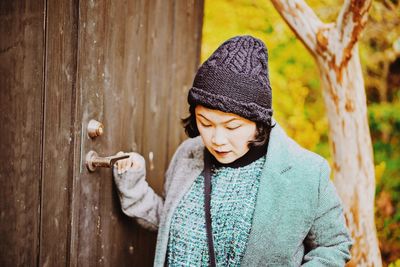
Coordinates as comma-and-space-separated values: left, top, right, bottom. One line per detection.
226, 125, 241, 130
201, 123, 212, 127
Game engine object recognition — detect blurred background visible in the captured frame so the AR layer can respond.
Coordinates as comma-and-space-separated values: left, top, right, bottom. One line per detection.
201, 0, 399, 265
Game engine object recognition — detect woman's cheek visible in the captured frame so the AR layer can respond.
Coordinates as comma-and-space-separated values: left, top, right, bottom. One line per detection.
199, 127, 213, 143
231, 128, 250, 140
230, 128, 253, 147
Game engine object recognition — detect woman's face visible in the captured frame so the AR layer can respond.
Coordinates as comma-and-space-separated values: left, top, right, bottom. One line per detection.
195, 105, 257, 164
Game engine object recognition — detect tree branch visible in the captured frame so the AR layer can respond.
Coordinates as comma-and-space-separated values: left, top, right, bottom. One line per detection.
270, 0, 324, 56
335, 0, 372, 65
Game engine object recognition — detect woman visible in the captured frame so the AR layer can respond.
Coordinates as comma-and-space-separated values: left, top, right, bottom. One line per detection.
113, 35, 353, 266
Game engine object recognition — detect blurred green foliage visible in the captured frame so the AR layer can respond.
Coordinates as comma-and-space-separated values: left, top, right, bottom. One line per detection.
370, 102, 400, 263
202, 0, 400, 265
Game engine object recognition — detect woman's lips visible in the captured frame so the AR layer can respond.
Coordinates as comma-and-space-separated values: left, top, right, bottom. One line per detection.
214, 150, 231, 157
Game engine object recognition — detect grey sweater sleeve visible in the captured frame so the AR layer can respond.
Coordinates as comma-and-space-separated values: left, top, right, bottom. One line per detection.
112, 153, 163, 231
112, 140, 189, 232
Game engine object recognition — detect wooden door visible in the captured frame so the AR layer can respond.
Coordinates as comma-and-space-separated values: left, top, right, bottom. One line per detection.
0, 0, 204, 266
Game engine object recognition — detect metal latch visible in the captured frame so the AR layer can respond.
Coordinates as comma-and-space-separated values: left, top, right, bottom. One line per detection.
85, 151, 129, 172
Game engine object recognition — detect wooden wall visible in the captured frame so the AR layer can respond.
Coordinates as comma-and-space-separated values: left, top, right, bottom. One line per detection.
0, 2, 45, 266
0, 0, 204, 266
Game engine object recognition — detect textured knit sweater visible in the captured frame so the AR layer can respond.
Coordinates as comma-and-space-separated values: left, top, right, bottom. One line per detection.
166, 145, 267, 266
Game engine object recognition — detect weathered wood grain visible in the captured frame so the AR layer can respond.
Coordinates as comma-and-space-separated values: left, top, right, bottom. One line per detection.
0, 0, 204, 266
166, 0, 204, 165
0, 1, 45, 266
39, 0, 79, 266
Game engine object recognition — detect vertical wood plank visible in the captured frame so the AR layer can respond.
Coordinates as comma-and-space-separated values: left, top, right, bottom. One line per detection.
166, 0, 204, 164
99, 0, 158, 265
141, 0, 175, 195
0, 1, 45, 266
72, 0, 107, 264
39, 0, 79, 266
71, 0, 204, 266
71, 0, 158, 266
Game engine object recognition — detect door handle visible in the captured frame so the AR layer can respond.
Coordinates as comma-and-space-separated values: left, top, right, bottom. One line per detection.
85, 150, 129, 172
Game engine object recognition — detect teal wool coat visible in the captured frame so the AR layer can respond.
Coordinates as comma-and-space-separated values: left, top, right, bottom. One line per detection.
112, 120, 353, 266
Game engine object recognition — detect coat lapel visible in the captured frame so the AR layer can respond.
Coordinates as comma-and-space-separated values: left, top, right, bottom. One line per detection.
164, 140, 204, 215
241, 120, 296, 266
154, 139, 204, 267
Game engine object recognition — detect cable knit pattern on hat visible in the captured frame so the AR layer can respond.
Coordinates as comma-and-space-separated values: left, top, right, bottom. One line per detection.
188, 35, 273, 124
205, 35, 270, 87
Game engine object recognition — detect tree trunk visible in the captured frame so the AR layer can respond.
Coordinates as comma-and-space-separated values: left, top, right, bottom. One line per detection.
317, 46, 381, 266
271, 0, 382, 266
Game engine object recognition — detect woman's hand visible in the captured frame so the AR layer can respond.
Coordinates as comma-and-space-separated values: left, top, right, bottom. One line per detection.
114, 151, 144, 174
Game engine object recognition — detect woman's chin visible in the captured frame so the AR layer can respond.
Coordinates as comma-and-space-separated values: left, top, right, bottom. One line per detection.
213, 152, 237, 164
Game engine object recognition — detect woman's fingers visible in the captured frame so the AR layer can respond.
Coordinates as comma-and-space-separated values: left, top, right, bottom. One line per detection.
115, 151, 124, 167
115, 151, 126, 174
115, 152, 142, 174
121, 159, 130, 174
116, 151, 125, 156
118, 159, 124, 173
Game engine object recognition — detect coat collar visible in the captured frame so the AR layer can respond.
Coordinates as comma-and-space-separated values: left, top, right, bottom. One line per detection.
262, 118, 293, 175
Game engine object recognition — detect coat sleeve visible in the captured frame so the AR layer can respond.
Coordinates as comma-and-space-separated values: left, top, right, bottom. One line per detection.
112, 140, 187, 232
301, 160, 353, 266
112, 152, 163, 231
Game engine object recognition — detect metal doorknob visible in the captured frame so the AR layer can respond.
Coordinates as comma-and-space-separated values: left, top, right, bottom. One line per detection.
87, 119, 104, 138
85, 150, 129, 172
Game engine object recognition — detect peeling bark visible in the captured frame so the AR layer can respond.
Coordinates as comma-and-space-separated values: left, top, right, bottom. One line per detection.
318, 51, 381, 267
271, 0, 382, 266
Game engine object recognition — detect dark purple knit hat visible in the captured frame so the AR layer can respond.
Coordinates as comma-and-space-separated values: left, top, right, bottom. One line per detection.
188, 35, 273, 124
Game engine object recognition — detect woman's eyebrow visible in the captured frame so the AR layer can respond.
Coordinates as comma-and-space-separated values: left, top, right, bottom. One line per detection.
197, 114, 240, 123
197, 114, 211, 122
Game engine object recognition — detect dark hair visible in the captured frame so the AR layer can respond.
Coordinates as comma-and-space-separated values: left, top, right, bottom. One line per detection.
181, 105, 275, 148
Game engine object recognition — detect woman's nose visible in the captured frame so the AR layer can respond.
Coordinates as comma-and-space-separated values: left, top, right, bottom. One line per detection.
211, 128, 227, 146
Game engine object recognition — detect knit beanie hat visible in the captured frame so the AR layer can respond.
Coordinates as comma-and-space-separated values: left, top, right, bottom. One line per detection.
187, 35, 273, 124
